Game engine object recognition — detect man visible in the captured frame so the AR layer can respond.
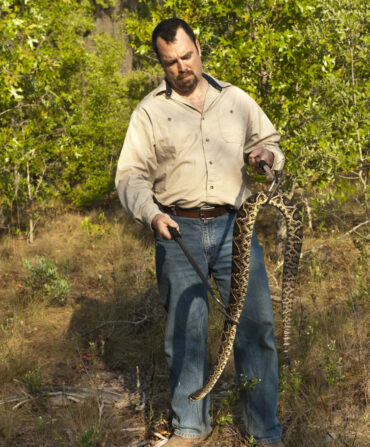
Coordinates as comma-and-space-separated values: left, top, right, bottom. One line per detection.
116, 18, 285, 447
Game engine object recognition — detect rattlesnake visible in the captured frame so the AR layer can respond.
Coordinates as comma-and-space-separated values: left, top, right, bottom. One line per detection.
189, 190, 303, 401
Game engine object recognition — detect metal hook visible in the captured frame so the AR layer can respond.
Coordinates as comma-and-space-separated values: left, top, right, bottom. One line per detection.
259, 160, 284, 206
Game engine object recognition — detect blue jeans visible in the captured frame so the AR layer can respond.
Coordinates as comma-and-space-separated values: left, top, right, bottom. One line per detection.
155, 211, 282, 444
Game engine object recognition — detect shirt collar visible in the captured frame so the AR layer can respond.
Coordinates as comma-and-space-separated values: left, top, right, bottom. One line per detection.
154, 73, 231, 97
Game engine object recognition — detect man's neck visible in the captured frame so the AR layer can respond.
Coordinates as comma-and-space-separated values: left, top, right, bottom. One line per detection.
173, 76, 209, 112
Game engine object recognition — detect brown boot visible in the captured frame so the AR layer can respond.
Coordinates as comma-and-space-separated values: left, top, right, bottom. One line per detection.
163, 434, 206, 446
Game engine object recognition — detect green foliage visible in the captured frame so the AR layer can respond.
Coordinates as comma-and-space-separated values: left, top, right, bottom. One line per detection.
23, 256, 71, 305
0, 0, 367, 232
279, 363, 303, 395
321, 339, 345, 384
215, 412, 233, 427
245, 435, 258, 447
80, 212, 111, 239
21, 366, 43, 395
0, 0, 154, 234
0, 0, 93, 228
77, 428, 101, 447
58, 30, 132, 207
215, 375, 260, 428
93, 0, 117, 8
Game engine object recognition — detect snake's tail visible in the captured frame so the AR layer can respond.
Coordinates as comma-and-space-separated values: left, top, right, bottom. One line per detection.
188, 321, 237, 401
281, 205, 303, 365
281, 284, 293, 365
188, 201, 255, 402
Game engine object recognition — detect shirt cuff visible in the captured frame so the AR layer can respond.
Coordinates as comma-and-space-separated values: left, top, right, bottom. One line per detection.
265, 144, 285, 171
143, 204, 162, 229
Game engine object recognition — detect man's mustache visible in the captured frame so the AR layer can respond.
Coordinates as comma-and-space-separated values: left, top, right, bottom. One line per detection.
177, 70, 194, 80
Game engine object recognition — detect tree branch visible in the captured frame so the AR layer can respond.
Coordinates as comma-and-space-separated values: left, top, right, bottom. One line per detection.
78, 315, 149, 336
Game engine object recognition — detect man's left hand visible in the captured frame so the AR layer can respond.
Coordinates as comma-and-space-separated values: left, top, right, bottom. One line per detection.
247, 148, 274, 174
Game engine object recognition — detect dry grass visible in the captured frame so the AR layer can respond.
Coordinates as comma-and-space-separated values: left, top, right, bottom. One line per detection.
0, 197, 368, 446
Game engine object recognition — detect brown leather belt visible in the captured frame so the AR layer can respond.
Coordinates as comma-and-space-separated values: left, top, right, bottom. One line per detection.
160, 204, 233, 219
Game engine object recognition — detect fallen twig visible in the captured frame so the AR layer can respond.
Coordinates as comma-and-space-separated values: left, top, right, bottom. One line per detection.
12, 397, 36, 410
97, 389, 104, 424
0, 396, 26, 405
345, 219, 370, 236
126, 441, 150, 447
267, 270, 279, 287
79, 315, 149, 336
121, 427, 146, 433
153, 432, 167, 440
47, 392, 81, 403
153, 440, 168, 447
308, 424, 370, 442
0, 386, 137, 410
135, 365, 146, 412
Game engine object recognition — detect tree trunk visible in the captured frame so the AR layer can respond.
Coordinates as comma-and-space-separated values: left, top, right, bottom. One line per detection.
26, 160, 34, 244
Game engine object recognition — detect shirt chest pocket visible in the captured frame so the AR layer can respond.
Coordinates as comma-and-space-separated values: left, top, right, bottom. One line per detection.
217, 109, 246, 144
152, 117, 178, 162
152, 116, 199, 161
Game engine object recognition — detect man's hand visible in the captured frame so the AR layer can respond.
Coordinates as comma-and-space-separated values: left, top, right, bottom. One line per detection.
151, 213, 180, 240
247, 148, 274, 174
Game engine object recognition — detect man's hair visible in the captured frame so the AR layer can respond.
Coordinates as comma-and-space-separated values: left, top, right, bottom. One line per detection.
152, 18, 197, 60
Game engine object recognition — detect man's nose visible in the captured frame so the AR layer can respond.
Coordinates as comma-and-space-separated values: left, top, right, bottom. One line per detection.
177, 59, 186, 71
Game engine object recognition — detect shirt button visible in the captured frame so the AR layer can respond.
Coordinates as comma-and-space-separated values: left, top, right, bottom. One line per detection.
206, 138, 210, 142
209, 161, 213, 165
210, 185, 214, 189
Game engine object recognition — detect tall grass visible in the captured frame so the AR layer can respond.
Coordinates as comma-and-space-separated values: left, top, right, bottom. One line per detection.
0, 198, 368, 446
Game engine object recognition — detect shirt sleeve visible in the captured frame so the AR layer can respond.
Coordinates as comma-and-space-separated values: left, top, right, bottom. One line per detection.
115, 107, 161, 227
243, 94, 285, 171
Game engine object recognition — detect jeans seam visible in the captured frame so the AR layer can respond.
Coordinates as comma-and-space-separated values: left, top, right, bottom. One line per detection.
173, 429, 201, 439
235, 332, 253, 433
196, 293, 206, 429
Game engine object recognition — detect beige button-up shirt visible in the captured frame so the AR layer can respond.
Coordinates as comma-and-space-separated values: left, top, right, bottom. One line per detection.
115, 74, 284, 227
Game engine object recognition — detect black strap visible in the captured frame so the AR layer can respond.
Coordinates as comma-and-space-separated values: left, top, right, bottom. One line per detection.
168, 227, 237, 324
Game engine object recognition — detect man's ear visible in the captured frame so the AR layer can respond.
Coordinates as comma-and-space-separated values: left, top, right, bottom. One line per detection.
196, 39, 201, 56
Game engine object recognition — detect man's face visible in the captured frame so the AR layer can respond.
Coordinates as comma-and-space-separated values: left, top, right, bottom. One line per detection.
156, 27, 202, 94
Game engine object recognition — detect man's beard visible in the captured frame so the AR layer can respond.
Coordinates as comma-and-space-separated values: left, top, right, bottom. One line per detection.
175, 70, 199, 92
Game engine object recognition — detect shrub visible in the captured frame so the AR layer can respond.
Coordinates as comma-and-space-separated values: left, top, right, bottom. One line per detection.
23, 256, 71, 305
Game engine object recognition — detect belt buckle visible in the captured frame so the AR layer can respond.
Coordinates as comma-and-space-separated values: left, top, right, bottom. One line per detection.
199, 205, 214, 220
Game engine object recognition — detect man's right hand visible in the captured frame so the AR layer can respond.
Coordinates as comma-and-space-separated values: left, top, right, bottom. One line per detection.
151, 213, 180, 240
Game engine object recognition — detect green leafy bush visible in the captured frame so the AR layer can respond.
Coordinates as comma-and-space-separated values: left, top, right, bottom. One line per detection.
21, 366, 43, 396
80, 212, 111, 239
77, 428, 102, 447
23, 256, 71, 305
